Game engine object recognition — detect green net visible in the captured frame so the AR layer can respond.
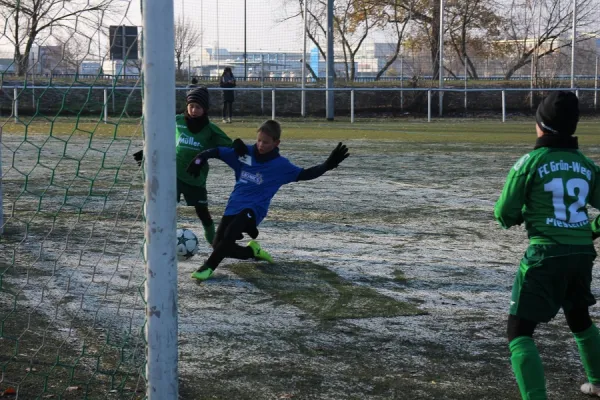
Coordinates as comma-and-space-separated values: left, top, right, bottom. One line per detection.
0, 1, 147, 398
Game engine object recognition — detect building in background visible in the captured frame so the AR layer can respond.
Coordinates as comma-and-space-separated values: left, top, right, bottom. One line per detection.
0, 57, 15, 73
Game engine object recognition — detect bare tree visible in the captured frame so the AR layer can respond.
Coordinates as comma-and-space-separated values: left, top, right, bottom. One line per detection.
285, 0, 334, 78
366, 0, 443, 80
500, 0, 599, 79
374, 0, 415, 80
130, 58, 143, 75
283, 0, 436, 80
44, 30, 98, 74
375, 0, 507, 81
286, 0, 385, 80
0, 0, 119, 76
332, 0, 380, 80
174, 16, 202, 77
444, 0, 503, 79
287, 0, 412, 80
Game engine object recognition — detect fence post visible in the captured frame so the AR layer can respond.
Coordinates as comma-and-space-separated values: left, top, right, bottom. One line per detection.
400, 88, 404, 112
13, 87, 18, 123
272, 89, 276, 120
261, 55, 265, 115
427, 90, 432, 122
350, 90, 354, 124
103, 89, 108, 123
0, 125, 3, 235
502, 90, 506, 123
400, 55, 404, 111
464, 70, 468, 113
595, 55, 598, 110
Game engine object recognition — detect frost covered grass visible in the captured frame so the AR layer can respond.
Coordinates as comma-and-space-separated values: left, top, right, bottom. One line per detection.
3, 119, 600, 398
176, 133, 600, 399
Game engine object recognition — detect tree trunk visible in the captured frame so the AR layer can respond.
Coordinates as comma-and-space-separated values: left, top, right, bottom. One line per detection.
430, 0, 441, 81
15, 16, 38, 76
306, 30, 336, 79
342, 42, 350, 81
466, 55, 478, 79
375, 53, 399, 80
177, 57, 183, 75
504, 56, 531, 80
304, 62, 319, 81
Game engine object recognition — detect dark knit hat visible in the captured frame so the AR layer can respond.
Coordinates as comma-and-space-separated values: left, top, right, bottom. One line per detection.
186, 87, 210, 111
535, 91, 579, 136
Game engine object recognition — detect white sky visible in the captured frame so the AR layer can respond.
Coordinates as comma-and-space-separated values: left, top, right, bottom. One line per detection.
0, 0, 305, 58
127, 0, 305, 52
1, 0, 598, 59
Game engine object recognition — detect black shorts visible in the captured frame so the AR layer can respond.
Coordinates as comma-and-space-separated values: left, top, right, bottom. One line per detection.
510, 244, 597, 323
177, 179, 208, 206
214, 209, 257, 244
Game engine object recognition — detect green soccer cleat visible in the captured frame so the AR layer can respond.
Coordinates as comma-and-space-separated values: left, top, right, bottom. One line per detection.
191, 266, 214, 281
247, 240, 274, 263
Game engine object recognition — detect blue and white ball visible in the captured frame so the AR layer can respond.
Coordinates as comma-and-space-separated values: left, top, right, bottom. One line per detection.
176, 228, 199, 261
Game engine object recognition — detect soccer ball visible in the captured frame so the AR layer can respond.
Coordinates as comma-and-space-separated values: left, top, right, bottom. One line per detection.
176, 228, 199, 261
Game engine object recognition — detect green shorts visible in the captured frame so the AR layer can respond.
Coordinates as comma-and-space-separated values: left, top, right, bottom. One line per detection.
177, 179, 208, 206
510, 244, 597, 323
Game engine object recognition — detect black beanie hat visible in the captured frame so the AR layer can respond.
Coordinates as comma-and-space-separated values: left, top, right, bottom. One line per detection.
186, 87, 210, 111
535, 91, 579, 136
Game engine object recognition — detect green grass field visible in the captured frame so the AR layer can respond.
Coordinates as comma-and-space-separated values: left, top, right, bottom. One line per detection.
3, 117, 600, 144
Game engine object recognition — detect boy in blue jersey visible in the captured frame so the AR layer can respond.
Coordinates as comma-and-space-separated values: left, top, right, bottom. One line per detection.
186, 119, 349, 281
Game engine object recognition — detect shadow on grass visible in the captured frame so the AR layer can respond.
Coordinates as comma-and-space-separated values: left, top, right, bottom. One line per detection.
229, 261, 426, 320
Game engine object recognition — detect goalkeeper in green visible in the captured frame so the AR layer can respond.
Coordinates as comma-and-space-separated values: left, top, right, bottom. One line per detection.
495, 91, 600, 399
133, 87, 233, 245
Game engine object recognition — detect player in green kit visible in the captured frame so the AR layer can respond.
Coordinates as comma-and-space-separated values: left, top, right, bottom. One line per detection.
134, 87, 233, 245
495, 91, 600, 399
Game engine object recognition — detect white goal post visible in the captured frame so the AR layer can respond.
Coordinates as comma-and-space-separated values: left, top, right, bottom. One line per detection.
142, 1, 179, 399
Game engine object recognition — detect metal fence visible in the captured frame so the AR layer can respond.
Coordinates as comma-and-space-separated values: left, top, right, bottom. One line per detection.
3, 86, 600, 123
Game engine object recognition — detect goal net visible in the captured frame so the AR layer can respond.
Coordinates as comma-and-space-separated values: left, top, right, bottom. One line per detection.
0, 1, 148, 397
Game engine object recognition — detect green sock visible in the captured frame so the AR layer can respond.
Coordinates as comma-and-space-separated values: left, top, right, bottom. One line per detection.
203, 221, 215, 245
509, 336, 547, 400
574, 324, 600, 385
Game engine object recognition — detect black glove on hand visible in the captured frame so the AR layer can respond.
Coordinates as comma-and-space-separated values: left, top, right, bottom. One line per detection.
325, 142, 349, 170
133, 150, 143, 166
187, 155, 207, 178
232, 138, 248, 157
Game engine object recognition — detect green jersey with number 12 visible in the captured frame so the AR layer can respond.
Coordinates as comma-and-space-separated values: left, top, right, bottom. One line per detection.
495, 146, 600, 244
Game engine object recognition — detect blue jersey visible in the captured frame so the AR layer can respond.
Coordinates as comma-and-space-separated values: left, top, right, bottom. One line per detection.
218, 146, 302, 225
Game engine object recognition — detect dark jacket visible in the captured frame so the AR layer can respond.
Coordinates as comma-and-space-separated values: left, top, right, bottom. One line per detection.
220, 74, 236, 102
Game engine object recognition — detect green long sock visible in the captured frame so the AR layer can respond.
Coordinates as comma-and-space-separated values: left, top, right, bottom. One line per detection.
509, 336, 547, 400
574, 324, 600, 385
203, 221, 215, 246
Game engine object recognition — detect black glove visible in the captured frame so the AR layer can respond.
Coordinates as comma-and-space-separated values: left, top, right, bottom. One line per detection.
325, 142, 349, 170
232, 138, 248, 157
186, 154, 207, 178
133, 150, 143, 166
